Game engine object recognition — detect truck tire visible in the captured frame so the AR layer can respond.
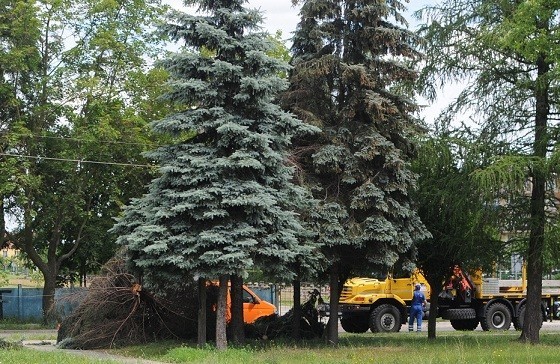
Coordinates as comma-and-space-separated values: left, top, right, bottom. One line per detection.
340, 315, 369, 333
481, 303, 511, 331
442, 308, 476, 320
513, 304, 525, 330
450, 318, 479, 331
369, 304, 401, 333
513, 304, 544, 330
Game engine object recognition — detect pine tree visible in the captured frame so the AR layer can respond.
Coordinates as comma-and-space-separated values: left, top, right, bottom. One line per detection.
112, 0, 316, 349
285, 0, 430, 345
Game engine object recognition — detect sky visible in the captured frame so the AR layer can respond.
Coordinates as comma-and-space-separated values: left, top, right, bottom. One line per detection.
164, 0, 445, 120
166, 1, 437, 41
239, 1, 436, 40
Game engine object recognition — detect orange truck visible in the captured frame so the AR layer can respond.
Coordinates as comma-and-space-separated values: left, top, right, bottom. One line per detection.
236, 285, 276, 323
208, 282, 276, 323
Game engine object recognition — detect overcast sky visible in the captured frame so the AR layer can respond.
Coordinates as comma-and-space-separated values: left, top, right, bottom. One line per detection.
166, 1, 437, 40
241, 1, 435, 39
164, 0, 444, 120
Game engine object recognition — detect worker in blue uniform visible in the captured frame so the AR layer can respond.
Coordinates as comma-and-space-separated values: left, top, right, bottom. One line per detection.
409, 283, 427, 332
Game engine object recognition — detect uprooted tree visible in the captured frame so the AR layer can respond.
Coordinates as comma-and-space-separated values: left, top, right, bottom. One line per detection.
57, 257, 199, 349
57, 255, 327, 349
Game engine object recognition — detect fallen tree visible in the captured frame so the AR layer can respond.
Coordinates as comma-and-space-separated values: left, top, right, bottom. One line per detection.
57, 257, 198, 349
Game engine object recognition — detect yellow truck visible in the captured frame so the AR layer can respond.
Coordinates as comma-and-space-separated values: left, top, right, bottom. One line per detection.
339, 265, 560, 333
436, 264, 557, 331
338, 271, 430, 333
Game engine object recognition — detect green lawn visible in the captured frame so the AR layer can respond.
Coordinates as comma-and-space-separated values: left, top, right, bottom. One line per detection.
112, 330, 560, 364
1, 330, 560, 363
0, 348, 115, 364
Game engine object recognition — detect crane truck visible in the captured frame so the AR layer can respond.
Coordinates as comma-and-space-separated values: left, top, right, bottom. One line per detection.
339, 264, 560, 333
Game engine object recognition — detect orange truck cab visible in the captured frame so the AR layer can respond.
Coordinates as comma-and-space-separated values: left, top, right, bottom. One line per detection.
235, 285, 276, 323
209, 282, 276, 324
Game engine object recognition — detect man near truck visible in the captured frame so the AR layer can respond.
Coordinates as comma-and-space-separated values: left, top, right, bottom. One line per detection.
409, 284, 427, 332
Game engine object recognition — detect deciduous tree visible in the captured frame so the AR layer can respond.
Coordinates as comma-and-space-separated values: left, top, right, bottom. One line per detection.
1, 0, 166, 322
412, 127, 504, 339
417, 0, 560, 343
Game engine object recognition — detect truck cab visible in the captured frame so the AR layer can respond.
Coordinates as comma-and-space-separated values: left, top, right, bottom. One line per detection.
237, 285, 276, 323
208, 282, 276, 324
339, 270, 429, 333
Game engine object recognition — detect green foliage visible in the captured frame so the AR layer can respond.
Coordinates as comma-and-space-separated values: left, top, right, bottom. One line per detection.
114, 0, 318, 288
0, 0, 169, 319
0, 269, 8, 287
285, 0, 429, 278
266, 31, 291, 79
412, 132, 504, 284
471, 155, 539, 196
29, 269, 44, 287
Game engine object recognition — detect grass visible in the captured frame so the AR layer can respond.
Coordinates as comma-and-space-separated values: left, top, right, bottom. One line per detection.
0, 319, 49, 331
1, 329, 560, 363
111, 330, 560, 364
0, 347, 116, 364
0, 348, 116, 364
0, 338, 114, 364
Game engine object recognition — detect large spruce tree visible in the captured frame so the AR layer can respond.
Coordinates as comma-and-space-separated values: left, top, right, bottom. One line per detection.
113, 0, 315, 349
284, 0, 430, 345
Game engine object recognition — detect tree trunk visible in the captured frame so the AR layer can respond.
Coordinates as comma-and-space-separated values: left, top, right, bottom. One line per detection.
216, 274, 228, 350
197, 277, 207, 348
520, 170, 545, 344
292, 279, 301, 340
326, 266, 339, 346
0, 199, 5, 246
520, 54, 549, 344
42, 274, 57, 326
230, 274, 245, 345
426, 280, 441, 340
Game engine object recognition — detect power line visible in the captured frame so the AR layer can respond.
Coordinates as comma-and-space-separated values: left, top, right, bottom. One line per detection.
10, 133, 159, 147
0, 152, 156, 168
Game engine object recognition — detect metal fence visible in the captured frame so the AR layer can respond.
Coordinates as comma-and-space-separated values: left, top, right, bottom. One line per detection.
248, 283, 330, 316
0, 283, 329, 321
0, 285, 86, 321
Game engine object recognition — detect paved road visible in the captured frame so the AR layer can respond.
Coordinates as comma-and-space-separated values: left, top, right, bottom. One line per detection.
435, 319, 560, 332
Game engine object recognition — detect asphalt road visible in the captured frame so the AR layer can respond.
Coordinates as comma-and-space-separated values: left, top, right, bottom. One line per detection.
435, 319, 560, 332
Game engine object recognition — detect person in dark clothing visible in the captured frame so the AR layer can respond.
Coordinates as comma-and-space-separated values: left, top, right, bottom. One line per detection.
409, 283, 427, 332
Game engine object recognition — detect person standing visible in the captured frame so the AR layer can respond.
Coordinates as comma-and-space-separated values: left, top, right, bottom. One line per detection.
409, 283, 427, 332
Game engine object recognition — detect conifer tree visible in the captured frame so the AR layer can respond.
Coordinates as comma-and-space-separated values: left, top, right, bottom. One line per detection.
416, 0, 560, 344
113, 0, 316, 349
285, 0, 430, 345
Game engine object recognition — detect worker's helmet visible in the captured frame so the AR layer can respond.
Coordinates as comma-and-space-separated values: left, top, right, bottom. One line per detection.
415, 284, 421, 290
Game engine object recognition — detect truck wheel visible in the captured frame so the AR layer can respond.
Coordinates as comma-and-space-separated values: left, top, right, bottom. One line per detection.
450, 318, 479, 331
369, 304, 401, 333
513, 305, 525, 330
513, 304, 544, 330
340, 315, 369, 333
442, 308, 476, 320
481, 303, 511, 331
